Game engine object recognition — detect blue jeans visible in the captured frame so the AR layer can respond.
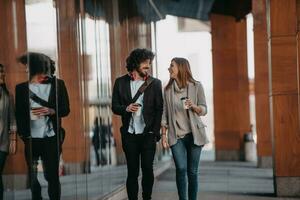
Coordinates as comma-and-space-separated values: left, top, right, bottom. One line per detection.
171, 134, 203, 200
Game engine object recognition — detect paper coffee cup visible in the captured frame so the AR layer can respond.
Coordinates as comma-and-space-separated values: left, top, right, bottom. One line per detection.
181, 97, 189, 109
134, 104, 142, 116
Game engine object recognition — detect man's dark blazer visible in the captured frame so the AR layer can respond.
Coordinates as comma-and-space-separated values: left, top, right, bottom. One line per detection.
112, 74, 163, 140
15, 77, 70, 138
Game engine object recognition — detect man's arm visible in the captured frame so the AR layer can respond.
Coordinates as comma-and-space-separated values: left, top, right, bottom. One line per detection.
112, 78, 127, 116
152, 80, 163, 140
58, 80, 70, 118
15, 84, 24, 138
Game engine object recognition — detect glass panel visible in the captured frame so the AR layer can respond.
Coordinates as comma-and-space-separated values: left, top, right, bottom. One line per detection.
55, 0, 86, 199
81, 0, 115, 199
13, 1, 76, 199
2, 0, 169, 199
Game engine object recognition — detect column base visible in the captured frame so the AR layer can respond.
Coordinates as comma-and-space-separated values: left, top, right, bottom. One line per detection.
64, 161, 89, 175
276, 177, 300, 197
3, 174, 28, 190
215, 150, 241, 161
117, 153, 126, 165
258, 156, 273, 168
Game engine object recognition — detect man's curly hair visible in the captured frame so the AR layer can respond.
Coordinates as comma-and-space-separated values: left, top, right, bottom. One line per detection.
126, 48, 155, 72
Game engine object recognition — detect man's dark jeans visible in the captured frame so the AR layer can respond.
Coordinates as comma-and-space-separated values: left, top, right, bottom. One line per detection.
0, 151, 7, 200
24, 136, 60, 200
122, 133, 156, 200
171, 134, 203, 200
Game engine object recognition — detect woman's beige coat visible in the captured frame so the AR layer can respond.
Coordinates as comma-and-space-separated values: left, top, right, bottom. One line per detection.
0, 92, 16, 152
161, 81, 209, 146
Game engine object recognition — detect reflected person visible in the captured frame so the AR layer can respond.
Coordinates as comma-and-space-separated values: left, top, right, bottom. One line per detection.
15, 53, 70, 200
92, 117, 100, 166
0, 64, 17, 200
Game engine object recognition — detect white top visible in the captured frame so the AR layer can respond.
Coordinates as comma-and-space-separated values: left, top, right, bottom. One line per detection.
128, 79, 146, 134
29, 83, 55, 138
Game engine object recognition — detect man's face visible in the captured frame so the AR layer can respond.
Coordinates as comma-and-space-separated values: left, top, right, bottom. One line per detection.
137, 59, 151, 77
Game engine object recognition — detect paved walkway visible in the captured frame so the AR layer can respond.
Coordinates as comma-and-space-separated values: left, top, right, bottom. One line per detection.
149, 161, 299, 200
5, 151, 300, 200
4, 158, 171, 200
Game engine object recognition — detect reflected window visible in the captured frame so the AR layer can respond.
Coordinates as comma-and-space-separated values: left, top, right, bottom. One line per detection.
25, 0, 58, 72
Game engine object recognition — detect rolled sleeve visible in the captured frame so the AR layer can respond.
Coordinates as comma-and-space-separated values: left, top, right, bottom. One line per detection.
197, 82, 207, 116
161, 92, 168, 128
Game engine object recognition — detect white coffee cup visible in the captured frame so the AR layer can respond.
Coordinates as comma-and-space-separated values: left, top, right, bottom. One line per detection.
181, 97, 189, 109
134, 103, 142, 116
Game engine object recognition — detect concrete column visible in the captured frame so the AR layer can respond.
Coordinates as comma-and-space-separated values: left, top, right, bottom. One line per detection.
211, 14, 251, 161
0, 0, 28, 189
108, 0, 152, 164
267, 0, 300, 197
56, 0, 89, 174
252, 0, 273, 168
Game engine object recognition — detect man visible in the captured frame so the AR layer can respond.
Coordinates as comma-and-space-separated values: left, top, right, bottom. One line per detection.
15, 52, 70, 200
112, 48, 163, 200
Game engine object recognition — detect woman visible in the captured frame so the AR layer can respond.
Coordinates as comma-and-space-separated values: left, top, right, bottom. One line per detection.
161, 58, 208, 200
0, 63, 17, 200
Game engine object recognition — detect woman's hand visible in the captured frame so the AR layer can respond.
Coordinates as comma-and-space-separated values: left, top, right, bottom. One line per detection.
161, 126, 169, 148
185, 98, 195, 109
9, 141, 17, 154
161, 134, 169, 149
9, 131, 17, 154
186, 99, 202, 115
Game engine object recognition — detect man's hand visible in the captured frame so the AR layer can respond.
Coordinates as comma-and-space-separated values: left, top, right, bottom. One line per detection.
126, 103, 140, 113
31, 107, 55, 116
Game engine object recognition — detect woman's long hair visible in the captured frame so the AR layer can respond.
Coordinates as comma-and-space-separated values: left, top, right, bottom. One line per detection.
0, 64, 9, 95
165, 57, 197, 90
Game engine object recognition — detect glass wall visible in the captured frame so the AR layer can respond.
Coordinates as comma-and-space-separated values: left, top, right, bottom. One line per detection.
0, 0, 163, 199
2, 0, 116, 199
81, 0, 118, 198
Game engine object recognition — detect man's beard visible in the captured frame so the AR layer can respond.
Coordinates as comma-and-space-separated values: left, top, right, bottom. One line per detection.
137, 68, 148, 78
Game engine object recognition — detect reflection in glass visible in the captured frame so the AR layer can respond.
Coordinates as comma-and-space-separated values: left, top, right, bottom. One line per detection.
0, 64, 17, 200
15, 52, 70, 200
82, 1, 115, 198
25, 0, 58, 64
10, 1, 70, 199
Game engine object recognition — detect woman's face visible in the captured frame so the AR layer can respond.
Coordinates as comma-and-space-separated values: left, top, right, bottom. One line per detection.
168, 60, 179, 79
0, 67, 5, 84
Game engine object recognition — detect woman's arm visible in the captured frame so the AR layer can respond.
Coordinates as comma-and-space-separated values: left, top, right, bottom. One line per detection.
161, 126, 169, 148
188, 82, 207, 116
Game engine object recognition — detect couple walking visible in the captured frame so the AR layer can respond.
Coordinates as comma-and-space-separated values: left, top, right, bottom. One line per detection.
112, 48, 208, 200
